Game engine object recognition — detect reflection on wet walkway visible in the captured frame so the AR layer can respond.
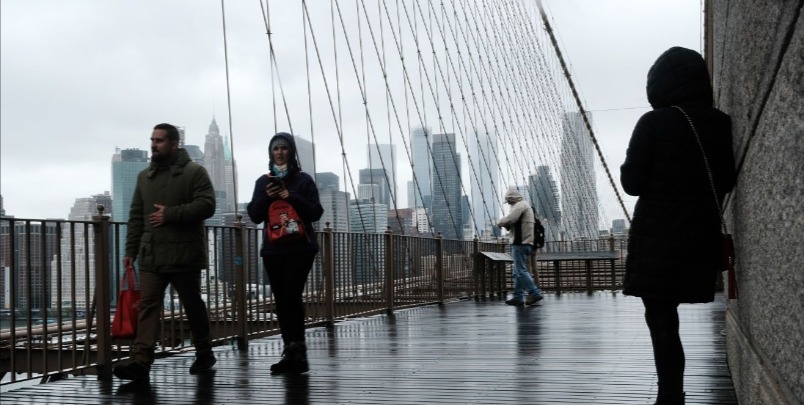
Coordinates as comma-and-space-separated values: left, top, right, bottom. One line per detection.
1, 293, 737, 404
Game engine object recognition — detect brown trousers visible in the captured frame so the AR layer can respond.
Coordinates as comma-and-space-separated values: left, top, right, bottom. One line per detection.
131, 270, 212, 365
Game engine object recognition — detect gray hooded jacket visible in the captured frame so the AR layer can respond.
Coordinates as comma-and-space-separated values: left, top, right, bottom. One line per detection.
497, 189, 534, 246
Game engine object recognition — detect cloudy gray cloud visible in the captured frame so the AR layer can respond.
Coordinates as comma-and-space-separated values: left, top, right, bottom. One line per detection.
0, 0, 701, 219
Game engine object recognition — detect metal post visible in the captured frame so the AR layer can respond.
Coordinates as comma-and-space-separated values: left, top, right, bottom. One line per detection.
323, 222, 335, 324
609, 236, 617, 291
384, 227, 394, 313
435, 233, 444, 303
92, 205, 112, 380
472, 237, 480, 298
233, 216, 247, 349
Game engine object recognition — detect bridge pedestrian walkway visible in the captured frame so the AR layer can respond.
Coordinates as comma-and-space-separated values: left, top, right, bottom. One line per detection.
1, 292, 737, 404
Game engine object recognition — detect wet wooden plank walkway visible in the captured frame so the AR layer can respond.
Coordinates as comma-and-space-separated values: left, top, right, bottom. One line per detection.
1, 292, 737, 404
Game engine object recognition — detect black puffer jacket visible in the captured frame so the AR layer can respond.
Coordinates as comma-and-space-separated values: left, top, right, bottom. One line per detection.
247, 132, 324, 256
621, 47, 736, 303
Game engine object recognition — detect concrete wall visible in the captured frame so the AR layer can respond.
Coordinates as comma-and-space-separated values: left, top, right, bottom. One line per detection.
710, 1, 803, 404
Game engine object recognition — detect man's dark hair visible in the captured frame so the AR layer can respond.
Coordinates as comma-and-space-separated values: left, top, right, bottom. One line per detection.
154, 123, 180, 142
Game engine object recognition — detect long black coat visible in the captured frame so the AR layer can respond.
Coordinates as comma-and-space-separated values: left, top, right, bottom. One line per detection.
621, 47, 736, 303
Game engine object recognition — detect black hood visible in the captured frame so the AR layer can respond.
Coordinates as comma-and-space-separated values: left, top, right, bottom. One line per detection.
646, 47, 713, 109
269, 132, 302, 172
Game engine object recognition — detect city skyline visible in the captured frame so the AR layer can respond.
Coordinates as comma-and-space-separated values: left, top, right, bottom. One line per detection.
0, 1, 703, 222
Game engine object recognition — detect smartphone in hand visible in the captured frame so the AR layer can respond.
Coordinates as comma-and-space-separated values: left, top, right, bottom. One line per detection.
267, 176, 283, 188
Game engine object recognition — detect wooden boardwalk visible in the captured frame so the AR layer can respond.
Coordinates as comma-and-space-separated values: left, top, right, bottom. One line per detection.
1, 292, 737, 404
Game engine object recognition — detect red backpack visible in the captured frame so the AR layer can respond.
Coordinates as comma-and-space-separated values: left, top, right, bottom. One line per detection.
266, 199, 306, 244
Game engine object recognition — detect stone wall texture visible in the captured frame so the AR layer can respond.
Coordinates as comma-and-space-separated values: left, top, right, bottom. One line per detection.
711, 0, 803, 404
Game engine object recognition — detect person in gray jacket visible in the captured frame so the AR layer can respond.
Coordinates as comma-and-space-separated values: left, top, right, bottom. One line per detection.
114, 123, 217, 382
497, 188, 543, 306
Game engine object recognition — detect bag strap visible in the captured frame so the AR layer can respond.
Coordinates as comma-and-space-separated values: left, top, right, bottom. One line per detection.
672, 106, 729, 235
120, 264, 138, 291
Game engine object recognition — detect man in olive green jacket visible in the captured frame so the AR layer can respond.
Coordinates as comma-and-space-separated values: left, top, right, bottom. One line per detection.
114, 123, 217, 381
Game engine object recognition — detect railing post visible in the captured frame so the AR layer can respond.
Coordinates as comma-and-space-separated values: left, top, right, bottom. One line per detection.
384, 227, 394, 313
92, 205, 112, 380
498, 239, 507, 296
323, 222, 335, 324
609, 236, 617, 291
436, 233, 444, 303
472, 237, 480, 298
233, 215, 247, 349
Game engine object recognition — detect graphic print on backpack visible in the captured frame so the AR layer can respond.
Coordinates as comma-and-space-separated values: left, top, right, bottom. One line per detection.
267, 199, 305, 244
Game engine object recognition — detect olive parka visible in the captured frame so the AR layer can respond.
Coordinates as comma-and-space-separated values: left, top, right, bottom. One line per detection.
125, 148, 216, 273
620, 47, 736, 303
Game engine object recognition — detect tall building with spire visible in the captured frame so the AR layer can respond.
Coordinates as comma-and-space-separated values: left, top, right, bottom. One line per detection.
223, 135, 237, 212
203, 118, 227, 221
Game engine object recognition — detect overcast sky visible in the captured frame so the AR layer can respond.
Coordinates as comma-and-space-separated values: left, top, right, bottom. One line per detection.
0, 0, 701, 220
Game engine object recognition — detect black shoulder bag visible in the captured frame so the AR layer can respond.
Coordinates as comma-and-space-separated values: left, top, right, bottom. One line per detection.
673, 106, 737, 299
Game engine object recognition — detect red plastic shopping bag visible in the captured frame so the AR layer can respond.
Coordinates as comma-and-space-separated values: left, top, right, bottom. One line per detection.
111, 264, 141, 338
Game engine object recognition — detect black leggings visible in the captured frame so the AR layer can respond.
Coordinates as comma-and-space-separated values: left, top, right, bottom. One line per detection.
642, 297, 684, 397
264, 252, 316, 344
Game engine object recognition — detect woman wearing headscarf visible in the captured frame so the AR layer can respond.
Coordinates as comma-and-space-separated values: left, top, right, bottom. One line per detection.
247, 132, 323, 374
621, 47, 736, 404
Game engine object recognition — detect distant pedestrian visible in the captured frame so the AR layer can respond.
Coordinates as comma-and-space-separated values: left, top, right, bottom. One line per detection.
497, 188, 544, 306
247, 132, 323, 374
114, 123, 218, 381
620, 47, 736, 404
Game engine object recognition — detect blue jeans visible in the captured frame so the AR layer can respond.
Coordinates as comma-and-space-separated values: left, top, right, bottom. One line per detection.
511, 244, 542, 300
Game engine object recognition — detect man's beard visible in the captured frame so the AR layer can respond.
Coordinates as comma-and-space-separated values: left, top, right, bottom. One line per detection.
151, 150, 174, 164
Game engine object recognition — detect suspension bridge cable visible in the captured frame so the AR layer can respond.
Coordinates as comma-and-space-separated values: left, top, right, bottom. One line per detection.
535, 0, 631, 223
220, 0, 239, 215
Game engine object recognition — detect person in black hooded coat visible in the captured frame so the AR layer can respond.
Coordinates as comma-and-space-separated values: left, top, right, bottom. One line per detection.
247, 132, 323, 374
620, 47, 736, 404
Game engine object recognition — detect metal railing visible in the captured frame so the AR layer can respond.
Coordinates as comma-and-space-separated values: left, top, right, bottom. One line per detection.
0, 214, 625, 386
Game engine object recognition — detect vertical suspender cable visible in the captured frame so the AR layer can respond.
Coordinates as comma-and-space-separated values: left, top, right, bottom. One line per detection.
220, 0, 239, 214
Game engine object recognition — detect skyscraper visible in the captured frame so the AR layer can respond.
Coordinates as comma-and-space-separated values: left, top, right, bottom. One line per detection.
203, 118, 228, 220
368, 143, 397, 209
468, 129, 500, 238
411, 127, 432, 210
430, 133, 462, 239
223, 135, 237, 212
112, 148, 149, 224
50, 192, 111, 309
530, 166, 561, 243
294, 135, 315, 175
111, 148, 148, 283
359, 168, 392, 208
560, 112, 598, 240
4, 221, 58, 309
350, 198, 388, 286
316, 172, 350, 232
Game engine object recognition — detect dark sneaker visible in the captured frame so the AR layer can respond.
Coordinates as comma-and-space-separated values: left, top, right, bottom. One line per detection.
505, 298, 524, 306
113, 361, 150, 381
526, 295, 544, 306
189, 353, 217, 374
